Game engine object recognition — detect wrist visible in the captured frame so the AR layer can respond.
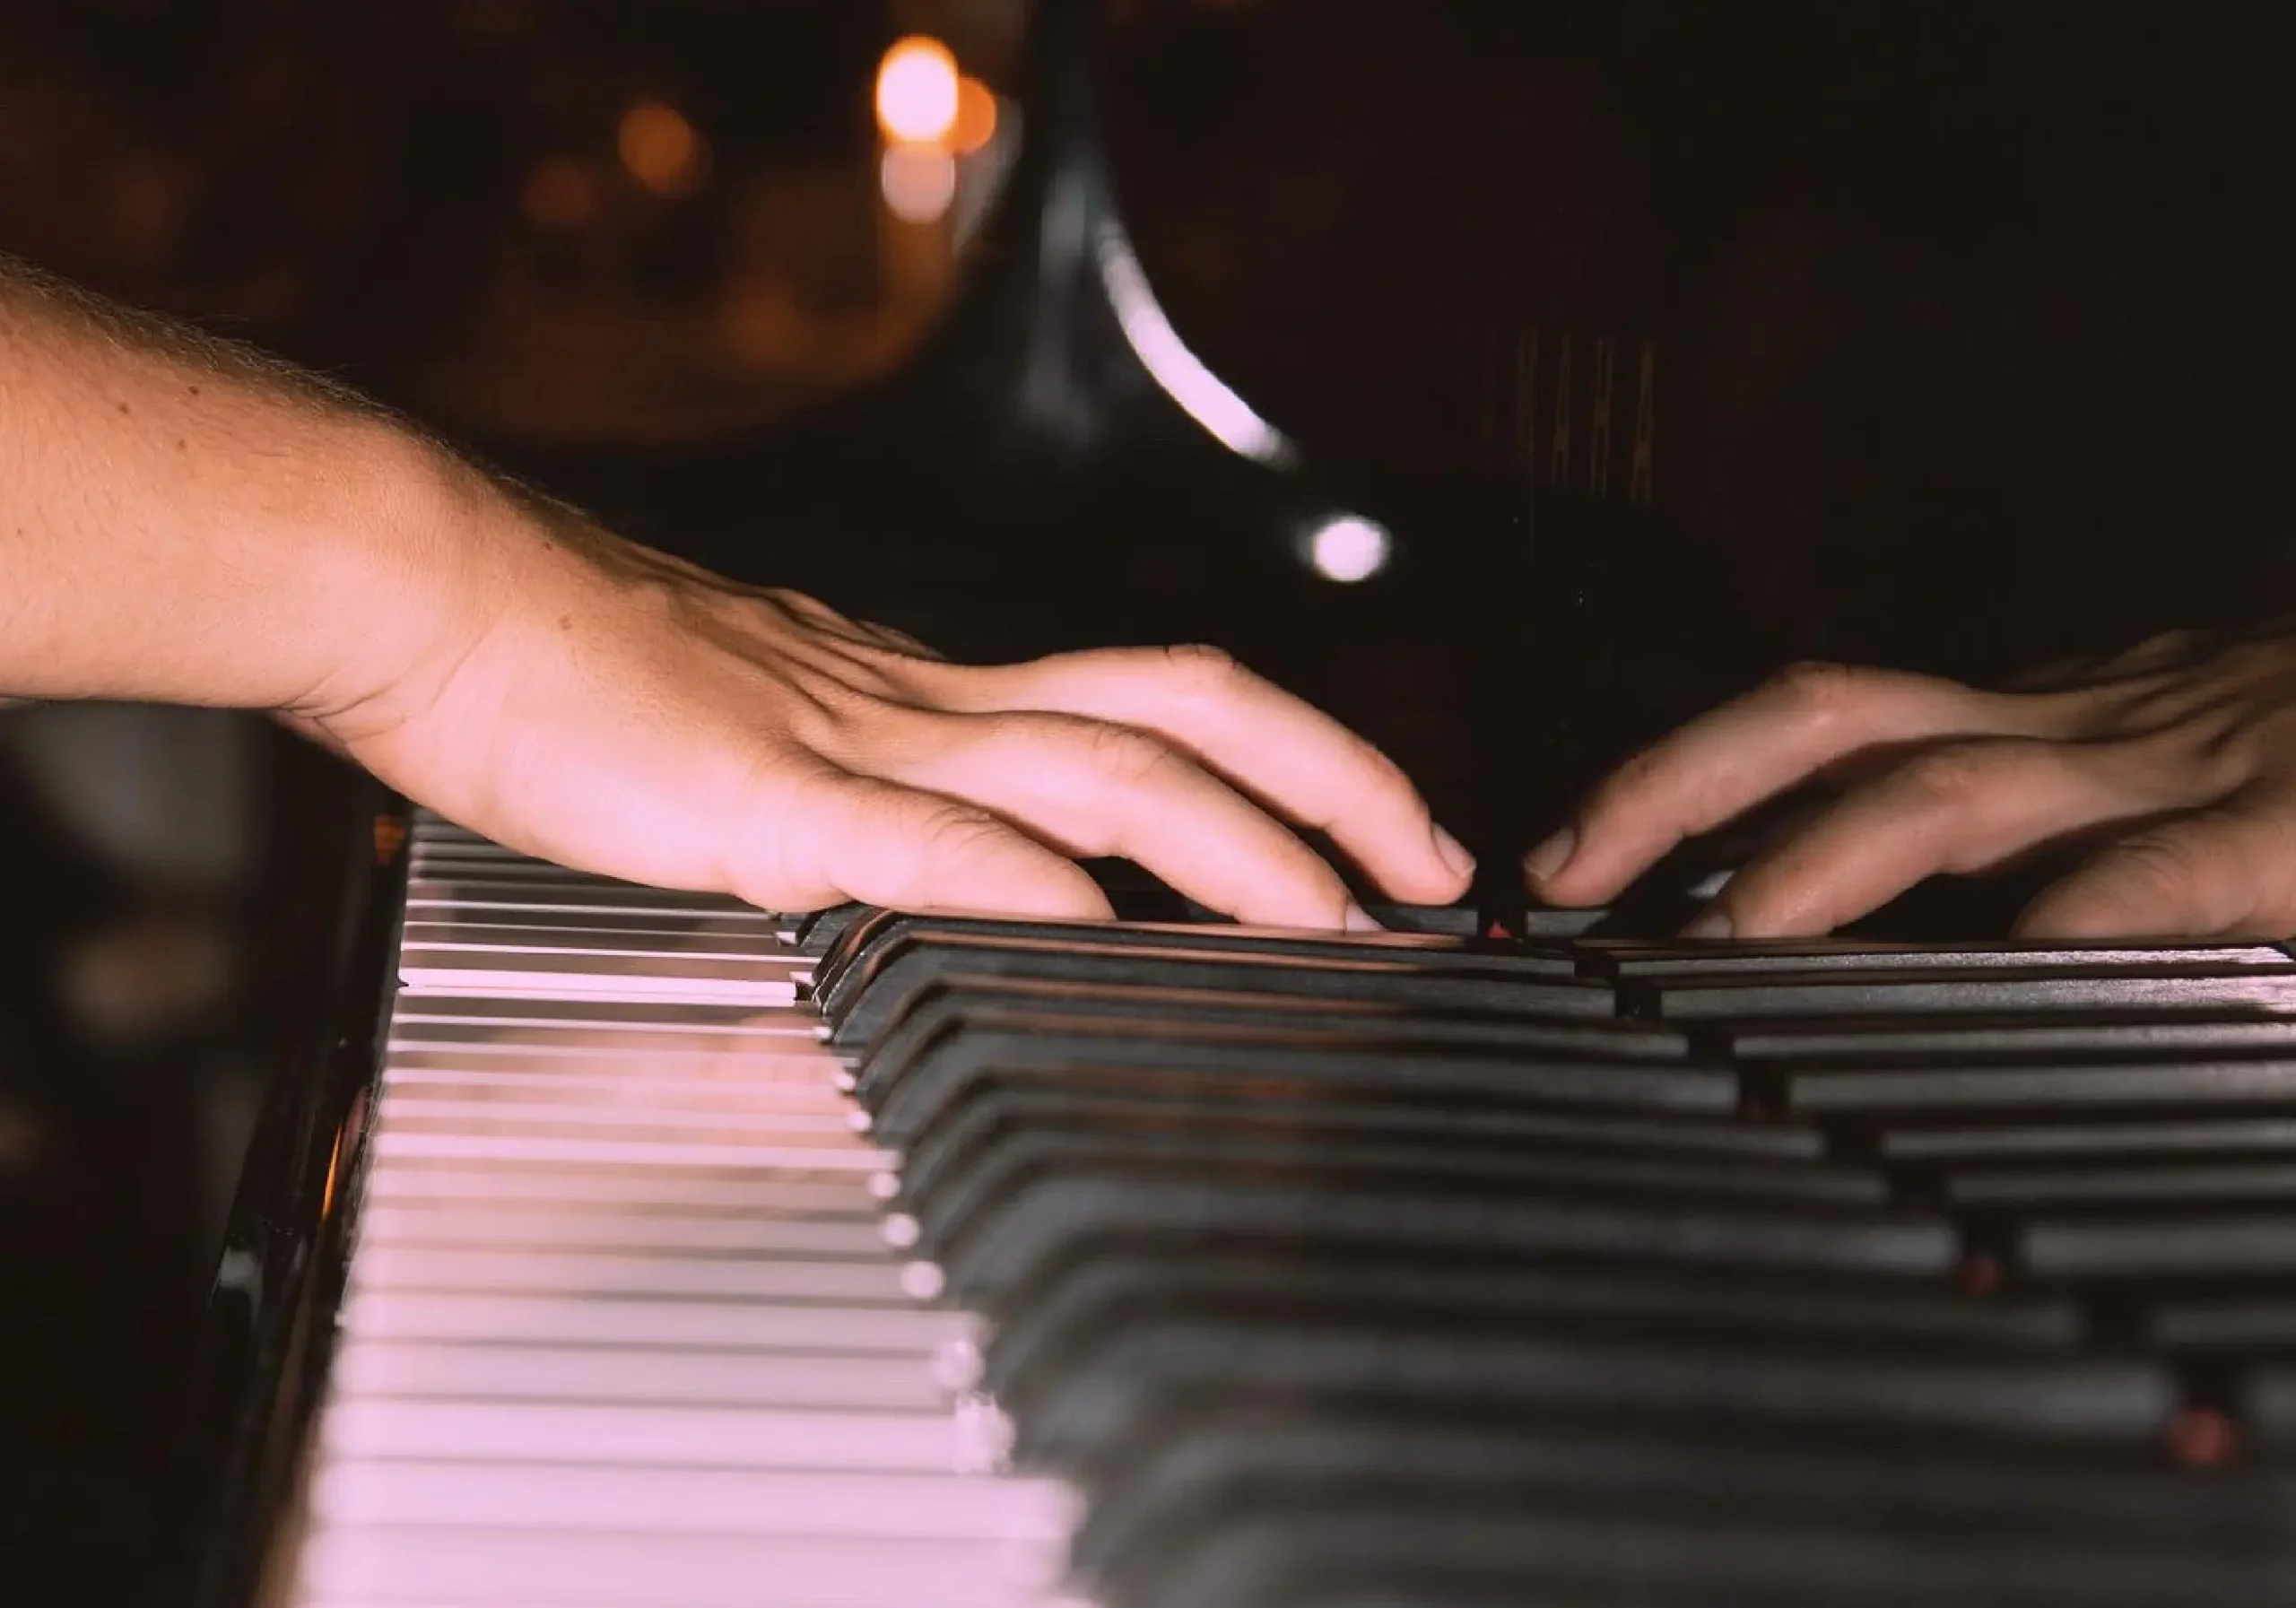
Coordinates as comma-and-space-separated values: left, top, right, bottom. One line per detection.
284, 428, 533, 730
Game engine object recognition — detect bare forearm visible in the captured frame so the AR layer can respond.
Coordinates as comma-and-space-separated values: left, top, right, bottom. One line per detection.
0, 255, 489, 712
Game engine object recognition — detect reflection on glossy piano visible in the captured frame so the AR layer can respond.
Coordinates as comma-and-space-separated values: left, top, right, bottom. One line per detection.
167, 804, 2296, 1607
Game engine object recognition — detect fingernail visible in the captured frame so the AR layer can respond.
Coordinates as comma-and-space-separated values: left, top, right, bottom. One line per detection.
1343, 903, 1383, 934
1432, 825, 1476, 881
1523, 827, 1576, 885
1681, 907, 1734, 940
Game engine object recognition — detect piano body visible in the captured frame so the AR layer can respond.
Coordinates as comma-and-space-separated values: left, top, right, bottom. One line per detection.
163, 2, 2296, 1604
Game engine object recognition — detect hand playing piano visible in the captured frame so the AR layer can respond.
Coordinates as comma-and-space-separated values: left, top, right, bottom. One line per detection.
1525, 627, 2296, 940
0, 254, 1469, 931
316, 508, 1474, 931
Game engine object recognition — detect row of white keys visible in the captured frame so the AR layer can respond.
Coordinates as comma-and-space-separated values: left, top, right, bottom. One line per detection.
291, 816, 1072, 1608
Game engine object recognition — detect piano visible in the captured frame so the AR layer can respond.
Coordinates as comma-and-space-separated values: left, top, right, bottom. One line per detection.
158, 2, 2296, 1604
171, 805, 2296, 1606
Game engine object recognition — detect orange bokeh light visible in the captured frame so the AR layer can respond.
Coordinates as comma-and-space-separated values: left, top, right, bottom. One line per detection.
875, 36, 960, 144
952, 75, 997, 153
618, 99, 708, 198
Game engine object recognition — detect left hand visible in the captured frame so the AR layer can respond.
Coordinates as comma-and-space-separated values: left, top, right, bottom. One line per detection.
1524, 625, 2296, 939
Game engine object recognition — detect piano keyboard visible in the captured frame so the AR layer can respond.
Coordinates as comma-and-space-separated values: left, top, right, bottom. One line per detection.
271, 811, 2296, 1606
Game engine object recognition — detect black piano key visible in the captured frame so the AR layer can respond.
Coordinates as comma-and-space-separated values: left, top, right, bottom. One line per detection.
788, 900, 869, 956
2241, 1369, 2296, 1445
893, 1065, 1816, 1182
1009, 1311, 2173, 1473
2148, 1299, 2296, 1352
1634, 967, 2296, 1022
897, 1087, 1844, 1214
856, 978, 1690, 1076
1948, 1160, 2296, 1212
900, 1107, 1886, 1265
985, 1253, 2084, 1408
813, 908, 1576, 999
856, 1026, 1738, 1148
2020, 1212, 2296, 1282
853, 978, 1694, 1092
1362, 901, 1489, 937
1785, 1058, 2296, 1117
1101, 1499, 2291, 1608
1581, 940, 2291, 981
1518, 902, 1613, 939
825, 942, 1615, 1046
928, 1173, 1959, 1306
1883, 1116, 2296, 1165
1727, 1015, 2296, 1064
1078, 1417, 2294, 1608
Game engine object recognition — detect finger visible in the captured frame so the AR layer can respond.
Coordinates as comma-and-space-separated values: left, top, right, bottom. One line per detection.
2099, 627, 2211, 678
938, 644, 1473, 902
881, 710, 1366, 929
2015, 792, 2296, 940
751, 771, 1113, 920
1528, 661, 2050, 907
1692, 737, 2198, 938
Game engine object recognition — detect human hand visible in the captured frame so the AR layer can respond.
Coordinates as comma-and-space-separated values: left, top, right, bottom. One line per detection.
300, 488, 1473, 927
1523, 627, 2296, 940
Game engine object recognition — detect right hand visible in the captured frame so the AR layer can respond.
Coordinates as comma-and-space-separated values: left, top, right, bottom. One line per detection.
297, 491, 1474, 928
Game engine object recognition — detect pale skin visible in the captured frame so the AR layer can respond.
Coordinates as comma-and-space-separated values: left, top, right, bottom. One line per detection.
1528, 631, 2296, 941
0, 256, 1473, 926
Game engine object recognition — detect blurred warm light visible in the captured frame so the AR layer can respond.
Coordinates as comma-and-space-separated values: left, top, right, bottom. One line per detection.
618, 99, 708, 198
952, 76, 998, 153
1097, 217, 1294, 465
521, 157, 599, 230
1304, 515, 1392, 584
880, 143, 957, 223
876, 36, 961, 144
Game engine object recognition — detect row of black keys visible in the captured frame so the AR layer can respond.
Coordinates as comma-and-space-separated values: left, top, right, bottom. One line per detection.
783, 907, 2296, 1606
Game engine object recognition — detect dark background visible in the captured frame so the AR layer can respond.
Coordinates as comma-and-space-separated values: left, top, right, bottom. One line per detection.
0, 1, 2288, 1599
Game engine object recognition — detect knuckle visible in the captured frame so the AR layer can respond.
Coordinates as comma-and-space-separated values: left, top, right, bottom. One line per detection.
1159, 642, 1247, 699
1896, 743, 2021, 813
1768, 659, 1868, 717
909, 800, 1013, 863
1083, 721, 1184, 787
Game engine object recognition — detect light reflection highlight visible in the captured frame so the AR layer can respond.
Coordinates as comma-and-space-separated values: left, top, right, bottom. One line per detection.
1096, 218, 1295, 465
1305, 515, 1392, 583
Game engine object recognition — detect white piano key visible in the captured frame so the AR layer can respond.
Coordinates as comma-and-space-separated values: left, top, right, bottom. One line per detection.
380, 1060, 846, 1100
317, 1397, 975, 1471
367, 1131, 891, 1169
403, 855, 644, 881
347, 1247, 909, 1304
399, 924, 806, 964
374, 1095, 854, 1139
405, 880, 771, 917
361, 1162, 877, 1214
291, 838, 1065, 1608
383, 1041, 839, 1079
295, 1525, 1054, 1607
328, 1340, 948, 1411
403, 910, 796, 941
357, 1205, 888, 1256
336, 1290, 976, 1353
389, 996, 812, 1032
309, 1461, 1078, 1543
398, 951, 798, 1006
